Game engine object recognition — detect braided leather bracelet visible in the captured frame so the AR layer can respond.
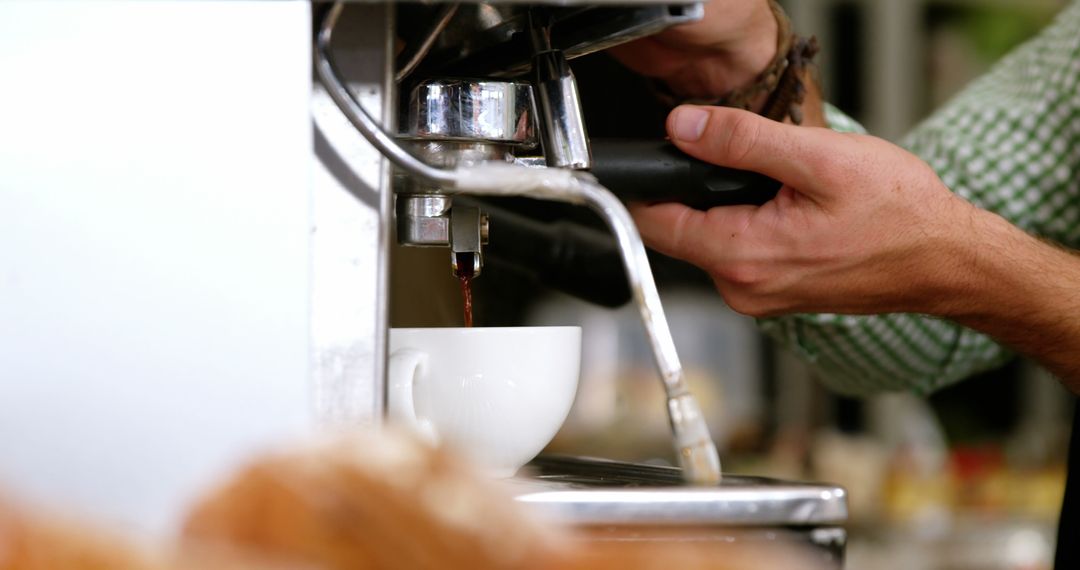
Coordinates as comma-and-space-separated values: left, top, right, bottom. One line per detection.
651, 0, 819, 124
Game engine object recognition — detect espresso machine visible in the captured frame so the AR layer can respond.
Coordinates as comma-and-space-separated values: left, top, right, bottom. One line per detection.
315, 0, 722, 483
312, 2, 847, 566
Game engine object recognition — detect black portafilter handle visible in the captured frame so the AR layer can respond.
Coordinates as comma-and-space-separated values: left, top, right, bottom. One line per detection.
588, 139, 783, 209
471, 140, 780, 307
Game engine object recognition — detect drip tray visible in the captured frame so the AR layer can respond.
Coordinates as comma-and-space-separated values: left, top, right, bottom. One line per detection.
509, 455, 848, 527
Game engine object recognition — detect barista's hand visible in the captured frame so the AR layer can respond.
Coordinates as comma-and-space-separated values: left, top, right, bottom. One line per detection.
629, 105, 982, 318
608, 0, 778, 101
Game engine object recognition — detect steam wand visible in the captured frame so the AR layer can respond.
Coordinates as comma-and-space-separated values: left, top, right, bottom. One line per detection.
527, 9, 592, 170
315, 2, 721, 484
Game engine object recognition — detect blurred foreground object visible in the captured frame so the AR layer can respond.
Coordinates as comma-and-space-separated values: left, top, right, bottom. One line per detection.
0, 498, 276, 570
184, 429, 825, 570
0, 430, 826, 570
183, 431, 555, 569
0, 500, 157, 570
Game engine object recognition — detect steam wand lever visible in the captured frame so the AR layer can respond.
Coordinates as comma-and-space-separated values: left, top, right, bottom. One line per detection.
528, 9, 592, 170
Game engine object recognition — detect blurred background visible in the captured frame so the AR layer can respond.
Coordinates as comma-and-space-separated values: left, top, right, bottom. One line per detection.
392, 0, 1073, 569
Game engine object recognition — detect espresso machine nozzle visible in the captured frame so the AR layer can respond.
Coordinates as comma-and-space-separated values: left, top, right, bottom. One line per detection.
450, 205, 485, 278
395, 78, 535, 277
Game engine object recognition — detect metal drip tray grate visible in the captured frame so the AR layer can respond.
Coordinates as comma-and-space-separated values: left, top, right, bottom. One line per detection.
509, 456, 848, 527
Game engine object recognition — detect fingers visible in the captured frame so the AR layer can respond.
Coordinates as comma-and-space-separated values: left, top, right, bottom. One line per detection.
629, 201, 755, 267
629, 202, 703, 263
666, 105, 846, 196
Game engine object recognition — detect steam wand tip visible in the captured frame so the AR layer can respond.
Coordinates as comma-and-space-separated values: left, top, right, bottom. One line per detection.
668, 392, 723, 485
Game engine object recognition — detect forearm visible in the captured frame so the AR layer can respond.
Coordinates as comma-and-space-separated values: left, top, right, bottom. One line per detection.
759, 104, 1012, 396
783, 2, 1080, 393
940, 209, 1080, 389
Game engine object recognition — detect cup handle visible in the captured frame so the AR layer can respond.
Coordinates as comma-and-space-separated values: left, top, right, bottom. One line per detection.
388, 349, 437, 443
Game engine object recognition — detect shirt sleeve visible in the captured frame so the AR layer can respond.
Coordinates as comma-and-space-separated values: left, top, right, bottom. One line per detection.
760, 1, 1080, 396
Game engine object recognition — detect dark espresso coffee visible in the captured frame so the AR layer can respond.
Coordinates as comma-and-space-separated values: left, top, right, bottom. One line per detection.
455, 253, 474, 327
459, 274, 473, 327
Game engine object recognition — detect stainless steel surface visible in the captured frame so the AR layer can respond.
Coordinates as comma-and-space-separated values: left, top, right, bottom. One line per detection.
403, 79, 537, 147
450, 204, 484, 277
413, 3, 705, 77
396, 194, 451, 246
394, 147, 503, 269
512, 456, 848, 527
528, 10, 591, 169
404, 194, 452, 218
397, 193, 490, 251
310, 3, 395, 426
512, 155, 549, 169
396, 79, 530, 271
395, 3, 459, 83
532, 51, 592, 169
406, 141, 512, 171
317, 1, 721, 484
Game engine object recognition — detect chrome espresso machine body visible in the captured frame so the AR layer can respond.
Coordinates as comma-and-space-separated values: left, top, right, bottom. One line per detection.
313, 2, 846, 566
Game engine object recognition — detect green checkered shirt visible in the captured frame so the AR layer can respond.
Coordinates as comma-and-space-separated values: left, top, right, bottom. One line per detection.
760, 0, 1080, 396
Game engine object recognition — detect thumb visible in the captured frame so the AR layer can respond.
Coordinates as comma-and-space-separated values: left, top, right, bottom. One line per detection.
666, 105, 843, 195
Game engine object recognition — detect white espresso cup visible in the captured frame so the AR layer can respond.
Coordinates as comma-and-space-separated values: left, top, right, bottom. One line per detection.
388, 326, 581, 477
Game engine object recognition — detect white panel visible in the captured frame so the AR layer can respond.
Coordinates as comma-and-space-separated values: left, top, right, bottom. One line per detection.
0, 1, 312, 535
309, 4, 393, 430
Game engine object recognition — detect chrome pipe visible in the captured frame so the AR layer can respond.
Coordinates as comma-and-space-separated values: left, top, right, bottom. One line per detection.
315, 2, 458, 189
575, 177, 719, 483
395, 4, 459, 83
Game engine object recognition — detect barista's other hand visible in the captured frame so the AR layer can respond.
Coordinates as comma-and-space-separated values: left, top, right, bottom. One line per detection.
608, 0, 778, 100
629, 105, 981, 318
